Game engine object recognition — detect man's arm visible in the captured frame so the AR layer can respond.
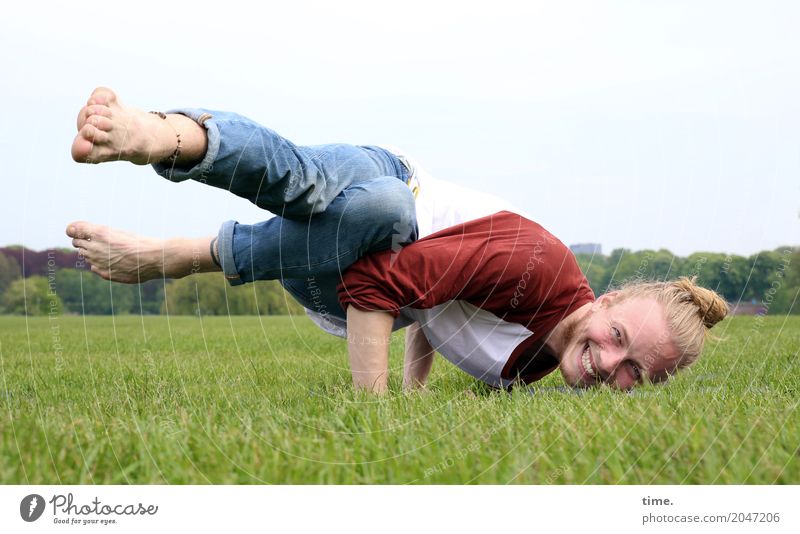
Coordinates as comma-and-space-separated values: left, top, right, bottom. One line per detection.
403, 322, 435, 391
346, 306, 394, 394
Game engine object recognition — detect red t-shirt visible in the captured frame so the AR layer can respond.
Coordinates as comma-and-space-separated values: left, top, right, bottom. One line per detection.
338, 211, 595, 387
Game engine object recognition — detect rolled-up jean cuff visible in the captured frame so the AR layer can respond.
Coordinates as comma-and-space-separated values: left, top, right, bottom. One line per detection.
217, 220, 244, 286
151, 107, 220, 183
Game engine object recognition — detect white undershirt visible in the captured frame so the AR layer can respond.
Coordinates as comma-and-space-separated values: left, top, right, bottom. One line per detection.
304, 150, 542, 387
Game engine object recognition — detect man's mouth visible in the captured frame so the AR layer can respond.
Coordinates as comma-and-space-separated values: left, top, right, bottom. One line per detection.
581, 343, 597, 380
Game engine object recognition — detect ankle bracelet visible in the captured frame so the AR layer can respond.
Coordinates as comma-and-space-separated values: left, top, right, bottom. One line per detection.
209, 236, 221, 268
149, 111, 182, 163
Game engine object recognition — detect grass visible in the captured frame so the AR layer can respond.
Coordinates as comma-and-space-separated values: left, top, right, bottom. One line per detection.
0, 314, 798, 484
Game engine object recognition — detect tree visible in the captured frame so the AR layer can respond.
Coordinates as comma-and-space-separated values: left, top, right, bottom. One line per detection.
56, 269, 140, 315
0, 252, 22, 295
745, 251, 787, 303
163, 273, 304, 316
574, 254, 607, 295
1, 276, 62, 315
163, 273, 227, 316
606, 250, 651, 287
650, 249, 683, 281
243, 280, 304, 315
716, 255, 751, 303
132, 279, 167, 314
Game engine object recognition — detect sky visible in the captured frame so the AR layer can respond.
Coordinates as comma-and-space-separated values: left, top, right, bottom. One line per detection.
0, 0, 797, 257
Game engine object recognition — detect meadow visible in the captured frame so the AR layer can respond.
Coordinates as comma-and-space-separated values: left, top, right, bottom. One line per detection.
0, 314, 797, 484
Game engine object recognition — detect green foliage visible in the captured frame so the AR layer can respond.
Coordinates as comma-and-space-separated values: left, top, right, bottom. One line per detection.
574, 255, 607, 295
163, 273, 304, 316
0, 276, 62, 315
0, 269, 299, 316
0, 245, 797, 315
0, 252, 21, 294
575, 247, 799, 313
54, 269, 165, 315
57, 269, 134, 314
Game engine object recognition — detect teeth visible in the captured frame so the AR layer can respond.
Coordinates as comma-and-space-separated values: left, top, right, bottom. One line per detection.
582, 345, 596, 378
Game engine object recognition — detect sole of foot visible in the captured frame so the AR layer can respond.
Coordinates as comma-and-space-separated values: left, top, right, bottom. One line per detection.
71, 87, 173, 165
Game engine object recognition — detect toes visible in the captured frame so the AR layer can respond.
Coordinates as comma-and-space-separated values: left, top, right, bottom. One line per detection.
88, 114, 113, 132
71, 237, 91, 250
87, 104, 113, 116
77, 104, 112, 131
88, 86, 117, 106
71, 134, 96, 163
78, 123, 109, 144
66, 221, 96, 240
76, 107, 85, 132
72, 124, 111, 162
72, 121, 114, 162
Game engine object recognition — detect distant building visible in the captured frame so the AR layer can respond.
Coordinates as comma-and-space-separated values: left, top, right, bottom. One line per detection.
569, 243, 602, 256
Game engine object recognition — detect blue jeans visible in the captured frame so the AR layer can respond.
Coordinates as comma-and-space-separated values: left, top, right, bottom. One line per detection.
152, 109, 417, 319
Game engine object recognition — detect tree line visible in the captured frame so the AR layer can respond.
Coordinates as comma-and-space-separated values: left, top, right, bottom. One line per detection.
0, 245, 797, 316
573, 247, 798, 315
0, 248, 303, 316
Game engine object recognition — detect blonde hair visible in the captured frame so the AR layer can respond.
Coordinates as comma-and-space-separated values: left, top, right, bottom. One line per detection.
614, 276, 728, 370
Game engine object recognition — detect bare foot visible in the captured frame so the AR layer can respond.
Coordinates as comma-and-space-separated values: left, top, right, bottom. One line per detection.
66, 221, 168, 282
66, 221, 218, 283
71, 87, 179, 165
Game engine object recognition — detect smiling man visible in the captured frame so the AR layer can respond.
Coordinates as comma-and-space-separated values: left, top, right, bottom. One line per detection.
555, 288, 679, 389
340, 211, 728, 392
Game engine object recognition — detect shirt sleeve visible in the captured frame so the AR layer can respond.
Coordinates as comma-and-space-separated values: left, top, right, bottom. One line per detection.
338, 211, 593, 328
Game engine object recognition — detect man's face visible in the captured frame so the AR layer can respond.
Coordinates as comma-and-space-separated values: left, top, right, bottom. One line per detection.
558, 294, 681, 389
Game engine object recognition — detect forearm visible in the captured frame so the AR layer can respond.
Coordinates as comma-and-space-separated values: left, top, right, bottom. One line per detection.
346, 306, 394, 394
403, 322, 435, 390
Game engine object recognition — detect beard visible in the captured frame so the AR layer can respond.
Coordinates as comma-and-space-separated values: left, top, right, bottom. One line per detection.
559, 307, 591, 358
556, 305, 594, 386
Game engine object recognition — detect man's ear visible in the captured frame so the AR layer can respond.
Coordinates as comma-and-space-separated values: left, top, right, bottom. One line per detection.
597, 290, 620, 308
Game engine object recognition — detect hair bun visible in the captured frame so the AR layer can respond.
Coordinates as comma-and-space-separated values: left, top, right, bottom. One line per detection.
674, 276, 729, 328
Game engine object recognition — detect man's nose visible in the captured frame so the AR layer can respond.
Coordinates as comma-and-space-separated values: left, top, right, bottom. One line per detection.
596, 346, 627, 384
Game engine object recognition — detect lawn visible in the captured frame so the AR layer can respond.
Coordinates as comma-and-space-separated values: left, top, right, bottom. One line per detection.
0, 314, 797, 484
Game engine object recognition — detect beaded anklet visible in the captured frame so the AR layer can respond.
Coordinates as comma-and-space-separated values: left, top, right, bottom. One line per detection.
148, 111, 182, 163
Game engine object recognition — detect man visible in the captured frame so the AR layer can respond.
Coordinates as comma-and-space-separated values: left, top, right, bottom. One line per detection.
69, 88, 728, 394
339, 212, 728, 392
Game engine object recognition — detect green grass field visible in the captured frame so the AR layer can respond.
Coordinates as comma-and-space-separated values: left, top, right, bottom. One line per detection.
0, 314, 797, 484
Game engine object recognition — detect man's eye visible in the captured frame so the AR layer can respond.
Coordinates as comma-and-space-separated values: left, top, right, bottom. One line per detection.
612, 326, 622, 343
630, 363, 641, 381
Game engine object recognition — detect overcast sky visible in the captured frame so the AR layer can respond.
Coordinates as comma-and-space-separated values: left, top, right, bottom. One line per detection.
1, 0, 797, 257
